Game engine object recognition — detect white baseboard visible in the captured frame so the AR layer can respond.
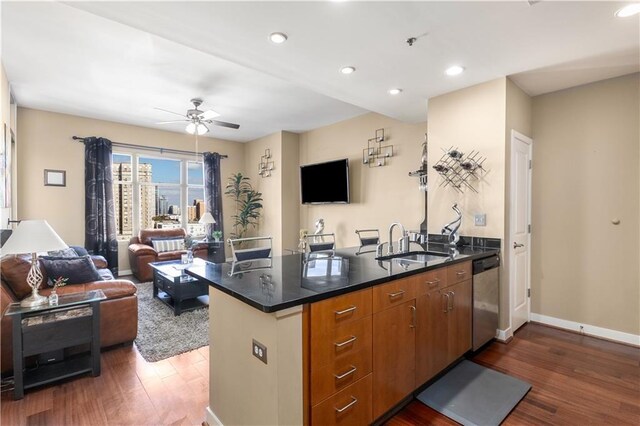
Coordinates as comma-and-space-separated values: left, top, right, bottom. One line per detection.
117, 269, 132, 277
530, 313, 640, 347
495, 327, 513, 342
206, 406, 223, 426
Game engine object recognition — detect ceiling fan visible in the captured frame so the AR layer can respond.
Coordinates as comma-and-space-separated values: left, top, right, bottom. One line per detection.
155, 98, 240, 135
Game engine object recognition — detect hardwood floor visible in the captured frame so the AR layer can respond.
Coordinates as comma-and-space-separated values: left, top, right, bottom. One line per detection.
1, 344, 210, 426
1, 323, 638, 425
388, 323, 640, 426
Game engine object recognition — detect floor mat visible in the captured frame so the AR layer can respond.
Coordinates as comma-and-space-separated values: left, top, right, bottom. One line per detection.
416, 360, 531, 426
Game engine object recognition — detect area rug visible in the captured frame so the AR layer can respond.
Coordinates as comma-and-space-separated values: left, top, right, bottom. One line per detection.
134, 282, 209, 362
416, 360, 531, 426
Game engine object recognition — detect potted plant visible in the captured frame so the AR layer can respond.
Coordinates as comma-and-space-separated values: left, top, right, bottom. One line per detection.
212, 230, 223, 242
224, 173, 263, 244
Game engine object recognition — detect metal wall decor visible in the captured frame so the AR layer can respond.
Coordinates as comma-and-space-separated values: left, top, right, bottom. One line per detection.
362, 128, 393, 167
258, 149, 274, 177
432, 146, 486, 193
408, 133, 429, 192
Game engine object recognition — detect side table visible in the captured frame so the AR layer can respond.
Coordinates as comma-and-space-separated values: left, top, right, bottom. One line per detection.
194, 240, 225, 263
4, 289, 106, 399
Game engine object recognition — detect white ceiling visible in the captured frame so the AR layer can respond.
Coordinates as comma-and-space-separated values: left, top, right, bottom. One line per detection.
2, 1, 638, 142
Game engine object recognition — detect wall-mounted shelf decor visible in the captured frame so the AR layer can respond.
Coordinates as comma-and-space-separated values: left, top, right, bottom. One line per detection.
362, 128, 393, 167
432, 146, 486, 193
258, 149, 274, 178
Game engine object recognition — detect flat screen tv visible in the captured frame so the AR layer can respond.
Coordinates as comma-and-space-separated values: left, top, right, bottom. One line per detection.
300, 159, 350, 204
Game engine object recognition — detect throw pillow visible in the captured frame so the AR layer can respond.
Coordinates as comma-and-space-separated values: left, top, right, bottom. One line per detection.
151, 238, 186, 253
47, 247, 78, 258
39, 255, 103, 286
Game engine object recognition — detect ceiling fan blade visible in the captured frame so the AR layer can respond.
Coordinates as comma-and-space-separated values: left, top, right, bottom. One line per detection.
211, 120, 240, 129
154, 107, 186, 118
156, 120, 188, 124
199, 110, 220, 120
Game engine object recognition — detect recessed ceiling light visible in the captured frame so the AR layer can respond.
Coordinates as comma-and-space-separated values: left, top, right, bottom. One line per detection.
269, 32, 288, 44
388, 88, 403, 95
615, 3, 640, 17
340, 66, 356, 75
445, 65, 465, 76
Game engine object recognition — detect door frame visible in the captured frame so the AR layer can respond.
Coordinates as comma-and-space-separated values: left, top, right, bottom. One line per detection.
508, 130, 533, 333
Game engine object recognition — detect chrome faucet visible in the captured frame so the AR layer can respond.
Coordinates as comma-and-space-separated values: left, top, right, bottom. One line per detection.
441, 203, 462, 246
387, 222, 409, 256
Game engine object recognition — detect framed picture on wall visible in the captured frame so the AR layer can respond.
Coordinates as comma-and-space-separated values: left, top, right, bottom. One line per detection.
44, 169, 66, 187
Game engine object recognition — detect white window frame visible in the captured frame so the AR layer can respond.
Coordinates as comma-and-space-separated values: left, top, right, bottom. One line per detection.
112, 149, 205, 238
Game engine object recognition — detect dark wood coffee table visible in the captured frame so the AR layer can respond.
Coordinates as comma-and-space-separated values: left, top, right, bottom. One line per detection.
149, 258, 209, 316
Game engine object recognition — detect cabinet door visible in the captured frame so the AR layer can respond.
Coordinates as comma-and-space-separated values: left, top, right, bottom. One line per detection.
372, 300, 416, 419
415, 289, 449, 386
446, 280, 472, 361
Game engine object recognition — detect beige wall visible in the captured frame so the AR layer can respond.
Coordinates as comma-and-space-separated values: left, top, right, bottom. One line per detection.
16, 108, 245, 271
427, 78, 507, 239
1, 63, 17, 225
531, 73, 640, 335
298, 112, 426, 248
281, 131, 300, 252
209, 287, 303, 425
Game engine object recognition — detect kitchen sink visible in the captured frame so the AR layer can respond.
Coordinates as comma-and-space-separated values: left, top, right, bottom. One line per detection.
376, 251, 450, 263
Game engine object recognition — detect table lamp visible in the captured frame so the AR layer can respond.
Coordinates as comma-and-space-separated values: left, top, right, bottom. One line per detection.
1, 220, 68, 307
198, 212, 216, 241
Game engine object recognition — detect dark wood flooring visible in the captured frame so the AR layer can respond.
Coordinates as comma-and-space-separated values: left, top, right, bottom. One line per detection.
388, 323, 640, 425
1, 323, 638, 425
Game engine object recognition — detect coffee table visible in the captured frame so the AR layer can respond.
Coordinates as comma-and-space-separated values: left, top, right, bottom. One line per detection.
149, 258, 209, 316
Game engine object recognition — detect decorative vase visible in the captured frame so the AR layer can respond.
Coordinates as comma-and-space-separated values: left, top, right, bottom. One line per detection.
49, 289, 59, 306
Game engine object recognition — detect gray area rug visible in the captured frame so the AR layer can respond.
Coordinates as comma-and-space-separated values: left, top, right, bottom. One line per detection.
134, 282, 209, 362
416, 360, 531, 426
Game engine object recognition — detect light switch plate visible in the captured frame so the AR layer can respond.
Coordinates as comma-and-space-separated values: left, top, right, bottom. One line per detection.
474, 214, 486, 227
252, 339, 267, 364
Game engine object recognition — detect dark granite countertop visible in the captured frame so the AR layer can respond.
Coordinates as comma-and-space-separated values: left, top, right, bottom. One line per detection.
186, 243, 499, 313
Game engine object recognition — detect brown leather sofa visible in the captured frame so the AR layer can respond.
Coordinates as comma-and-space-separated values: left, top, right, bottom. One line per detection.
128, 228, 207, 282
1, 254, 138, 375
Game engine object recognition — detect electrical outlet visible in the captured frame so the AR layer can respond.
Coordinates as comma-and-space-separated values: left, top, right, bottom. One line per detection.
474, 214, 486, 227
252, 339, 267, 364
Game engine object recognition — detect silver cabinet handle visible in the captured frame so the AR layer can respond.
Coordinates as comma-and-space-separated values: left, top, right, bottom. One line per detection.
513, 242, 525, 249
334, 365, 357, 380
456, 270, 466, 276
442, 293, 450, 313
410, 305, 416, 328
335, 306, 357, 317
335, 336, 357, 348
426, 278, 441, 287
335, 396, 358, 413
448, 291, 455, 312
387, 290, 405, 298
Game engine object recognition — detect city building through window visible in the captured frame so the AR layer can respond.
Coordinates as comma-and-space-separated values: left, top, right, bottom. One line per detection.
112, 153, 206, 240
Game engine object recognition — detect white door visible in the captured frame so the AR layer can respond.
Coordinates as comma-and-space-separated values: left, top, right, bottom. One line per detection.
510, 130, 532, 332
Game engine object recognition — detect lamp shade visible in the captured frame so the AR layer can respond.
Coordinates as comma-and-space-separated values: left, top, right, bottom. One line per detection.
199, 212, 216, 225
1, 220, 68, 255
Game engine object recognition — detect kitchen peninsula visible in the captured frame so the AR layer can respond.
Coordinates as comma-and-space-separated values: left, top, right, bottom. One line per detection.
187, 244, 499, 425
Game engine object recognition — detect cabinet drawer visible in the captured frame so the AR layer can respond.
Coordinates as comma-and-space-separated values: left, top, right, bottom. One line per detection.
447, 261, 471, 285
311, 289, 371, 331
312, 374, 372, 426
415, 268, 448, 296
311, 347, 372, 405
372, 277, 417, 313
312, 317, 372, 367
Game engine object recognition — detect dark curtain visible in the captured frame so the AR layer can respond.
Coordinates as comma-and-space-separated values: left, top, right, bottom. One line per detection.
84, 137, 118, 275
203, 152, 224, 238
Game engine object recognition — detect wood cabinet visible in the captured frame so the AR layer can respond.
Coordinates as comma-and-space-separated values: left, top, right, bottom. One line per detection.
372, 299, 416, 419
415, 262, 472, 386
311, 374, 373, 426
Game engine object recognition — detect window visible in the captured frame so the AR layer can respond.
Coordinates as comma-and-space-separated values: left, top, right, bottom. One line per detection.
112, 152, 207, 239
112, 154, 133, 240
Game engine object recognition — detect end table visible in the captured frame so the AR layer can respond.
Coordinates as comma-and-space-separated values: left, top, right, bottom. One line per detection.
4, 289, 106, 399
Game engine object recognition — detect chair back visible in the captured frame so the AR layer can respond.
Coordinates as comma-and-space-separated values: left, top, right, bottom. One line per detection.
228, 236, 273, 262
304, 233, 336, 253
355, 229, 380, 246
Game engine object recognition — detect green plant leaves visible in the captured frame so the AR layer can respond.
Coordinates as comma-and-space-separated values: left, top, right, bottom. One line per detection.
225, 172, 263, 241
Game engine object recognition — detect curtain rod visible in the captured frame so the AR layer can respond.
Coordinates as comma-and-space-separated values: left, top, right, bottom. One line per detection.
72, 136, 228, 158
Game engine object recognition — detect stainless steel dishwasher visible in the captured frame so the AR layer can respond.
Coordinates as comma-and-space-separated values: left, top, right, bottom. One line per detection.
472, 254, 500, 351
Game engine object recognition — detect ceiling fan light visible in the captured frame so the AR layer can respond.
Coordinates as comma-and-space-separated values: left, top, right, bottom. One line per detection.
196, 123, 209, 135
185, 122, 197, 134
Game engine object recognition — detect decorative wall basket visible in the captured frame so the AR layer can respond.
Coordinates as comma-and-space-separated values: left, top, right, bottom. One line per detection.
432, 146, 486, 193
